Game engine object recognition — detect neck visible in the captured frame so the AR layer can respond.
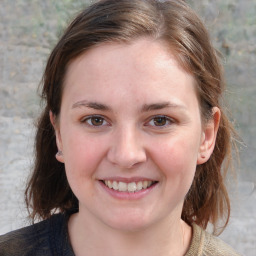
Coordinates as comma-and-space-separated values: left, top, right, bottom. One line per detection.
68, 209, 192, 256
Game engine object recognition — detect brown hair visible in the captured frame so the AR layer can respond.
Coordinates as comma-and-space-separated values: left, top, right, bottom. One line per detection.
25, 0, 237, 234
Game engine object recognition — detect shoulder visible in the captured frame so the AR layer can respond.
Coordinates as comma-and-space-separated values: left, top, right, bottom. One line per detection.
186, 223, 243, 256
0, 213, 67, 256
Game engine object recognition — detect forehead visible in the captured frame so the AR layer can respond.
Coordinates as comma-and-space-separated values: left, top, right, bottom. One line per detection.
62, 38, 198, 110
65, 38, 194, 84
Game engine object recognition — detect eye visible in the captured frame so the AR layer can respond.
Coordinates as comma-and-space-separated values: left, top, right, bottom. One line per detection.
82, 115, 109, 127
146, 115, 174, 127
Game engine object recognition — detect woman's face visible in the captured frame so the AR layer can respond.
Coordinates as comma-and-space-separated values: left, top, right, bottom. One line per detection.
53, 38, 218, 231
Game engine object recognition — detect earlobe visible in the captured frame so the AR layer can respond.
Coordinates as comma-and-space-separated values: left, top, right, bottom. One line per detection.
49, 111, 65, 163
56, 150, 64, 163
197, 107, 221, 165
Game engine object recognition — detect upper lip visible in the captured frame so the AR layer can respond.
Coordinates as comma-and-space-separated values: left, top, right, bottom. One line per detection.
99, 177, 158, 183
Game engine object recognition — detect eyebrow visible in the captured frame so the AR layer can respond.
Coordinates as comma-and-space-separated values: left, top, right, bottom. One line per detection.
141, 102, 186, 112
72, 100, 110, 111
72, 100, 186, 112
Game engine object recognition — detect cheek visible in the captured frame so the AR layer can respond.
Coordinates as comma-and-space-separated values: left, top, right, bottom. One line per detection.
61, 133, 108, 199
61, 130, 107, 179
150, 136, 199, 182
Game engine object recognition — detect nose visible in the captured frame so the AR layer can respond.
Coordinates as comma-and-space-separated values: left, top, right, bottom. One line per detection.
107, 127, 147, 169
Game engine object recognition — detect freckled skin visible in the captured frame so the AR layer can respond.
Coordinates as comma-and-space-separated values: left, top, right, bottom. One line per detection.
53, 38, 217, 233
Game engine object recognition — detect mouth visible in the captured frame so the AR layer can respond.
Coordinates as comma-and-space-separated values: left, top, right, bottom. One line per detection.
100, 180, 158, 193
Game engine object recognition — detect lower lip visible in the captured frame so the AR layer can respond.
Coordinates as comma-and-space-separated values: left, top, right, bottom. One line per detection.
98, 181, 158, 200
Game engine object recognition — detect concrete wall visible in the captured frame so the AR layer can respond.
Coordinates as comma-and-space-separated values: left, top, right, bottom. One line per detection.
0, 1, 255, 255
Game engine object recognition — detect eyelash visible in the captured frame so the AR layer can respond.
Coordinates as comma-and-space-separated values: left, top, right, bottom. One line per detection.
81, 115, 174, 128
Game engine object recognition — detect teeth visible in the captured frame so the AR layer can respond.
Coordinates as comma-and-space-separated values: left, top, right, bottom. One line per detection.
107, 180, 113, 189
118, 182, 127, 192
113, 181, 118, 190
127, 182, 137, 192
103, 180, 155, 192
143, 181, 148, 189
137, 181, 143, 191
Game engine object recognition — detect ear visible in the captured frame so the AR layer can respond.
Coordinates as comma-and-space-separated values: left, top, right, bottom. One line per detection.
197, 107, 221, 165
50, 111, 64, 163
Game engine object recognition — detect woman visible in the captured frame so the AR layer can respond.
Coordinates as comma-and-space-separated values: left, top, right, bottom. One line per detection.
0, 0, 241, 255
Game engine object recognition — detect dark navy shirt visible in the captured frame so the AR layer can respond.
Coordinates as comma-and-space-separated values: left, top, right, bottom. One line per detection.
0, 213, 75, 256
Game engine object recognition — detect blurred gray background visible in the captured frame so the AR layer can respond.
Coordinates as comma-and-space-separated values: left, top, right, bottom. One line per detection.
0, 0, 255, 255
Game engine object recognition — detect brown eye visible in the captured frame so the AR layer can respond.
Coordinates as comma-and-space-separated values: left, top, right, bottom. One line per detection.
145, 115, 174, 128
153, 116, 167, 126
83, 116, 107, 127
90, 116, 104, 126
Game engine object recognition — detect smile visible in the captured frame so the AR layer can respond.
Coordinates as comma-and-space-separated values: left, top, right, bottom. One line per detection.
102, 180, 157, 193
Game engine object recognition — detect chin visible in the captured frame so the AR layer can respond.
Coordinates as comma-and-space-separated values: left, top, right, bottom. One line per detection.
101, 208, 157, 233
